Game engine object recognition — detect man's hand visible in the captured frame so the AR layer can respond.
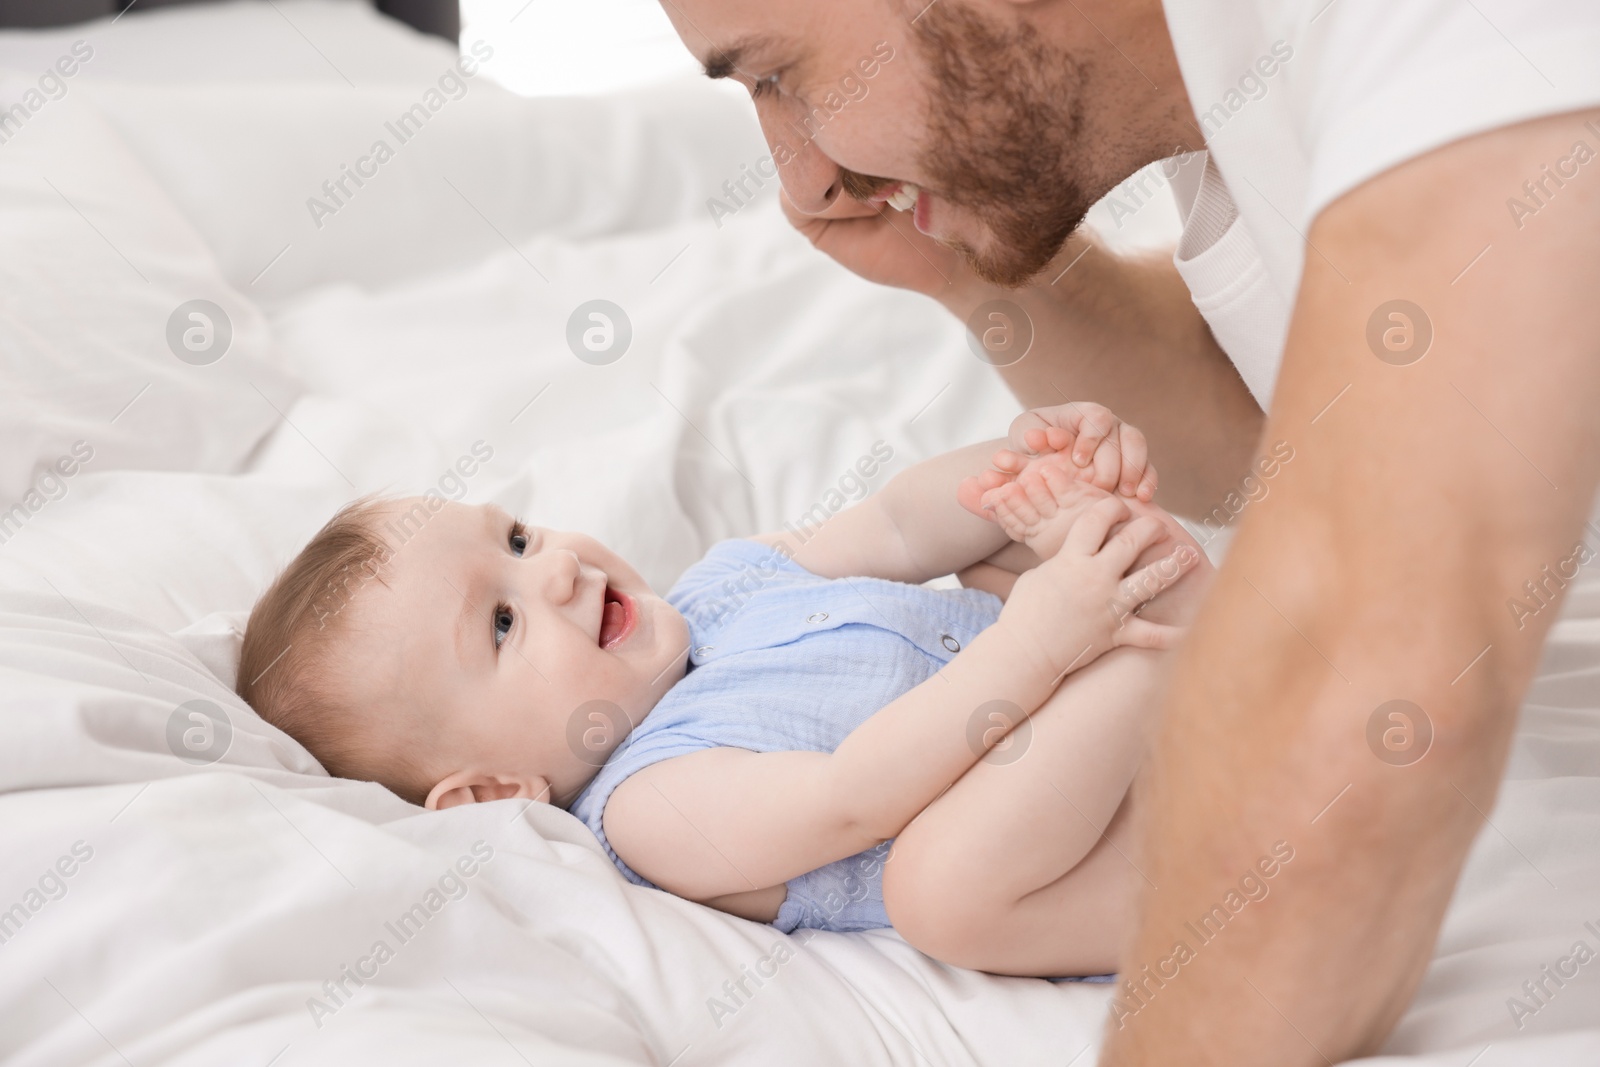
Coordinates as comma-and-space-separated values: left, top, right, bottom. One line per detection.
779, 186, 972, 299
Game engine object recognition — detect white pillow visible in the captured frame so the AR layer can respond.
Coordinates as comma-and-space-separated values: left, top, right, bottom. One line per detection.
0, 586, 413, 822
0, 71, 299, 503
87, 78, 767, 299
0, 0, 458, 86
0, 391, 459, 634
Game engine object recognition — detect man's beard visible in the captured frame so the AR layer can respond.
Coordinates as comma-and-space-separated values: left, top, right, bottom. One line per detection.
844, 2, 1096, 288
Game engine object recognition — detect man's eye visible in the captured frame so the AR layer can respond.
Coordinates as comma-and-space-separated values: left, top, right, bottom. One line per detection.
493, 605, 514, 650
751, 73, 781, 100
509, 519, 529, 557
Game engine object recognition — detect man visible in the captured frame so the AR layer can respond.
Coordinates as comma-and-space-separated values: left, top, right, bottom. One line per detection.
658, 0, 1600, 1062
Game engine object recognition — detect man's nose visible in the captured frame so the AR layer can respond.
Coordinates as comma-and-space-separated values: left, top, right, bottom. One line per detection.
764, 120, 843, 215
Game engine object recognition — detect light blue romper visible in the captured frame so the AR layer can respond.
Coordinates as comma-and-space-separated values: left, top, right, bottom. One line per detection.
568, 537, 1002, 934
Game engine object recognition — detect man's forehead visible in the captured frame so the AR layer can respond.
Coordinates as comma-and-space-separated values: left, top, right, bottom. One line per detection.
657, 0, 804, 76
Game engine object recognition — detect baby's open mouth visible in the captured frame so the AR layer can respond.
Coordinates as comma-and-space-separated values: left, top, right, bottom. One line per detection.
599, 586, 636, 650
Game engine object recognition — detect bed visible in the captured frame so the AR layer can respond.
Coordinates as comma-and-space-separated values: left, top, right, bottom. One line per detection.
0, 2, 1597, 1063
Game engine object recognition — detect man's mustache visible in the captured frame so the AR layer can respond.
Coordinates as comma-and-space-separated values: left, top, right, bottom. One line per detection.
839, 168, 897, 202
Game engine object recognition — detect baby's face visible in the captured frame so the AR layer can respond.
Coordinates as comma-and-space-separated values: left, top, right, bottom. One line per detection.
345, 499, 688, 808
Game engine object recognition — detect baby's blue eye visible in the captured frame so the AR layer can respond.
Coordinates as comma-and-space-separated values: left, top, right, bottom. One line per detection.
509, 520, 529, 557
493, 605, 514, 650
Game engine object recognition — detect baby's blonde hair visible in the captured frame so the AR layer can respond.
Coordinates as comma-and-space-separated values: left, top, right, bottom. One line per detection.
237, 497, 432, 804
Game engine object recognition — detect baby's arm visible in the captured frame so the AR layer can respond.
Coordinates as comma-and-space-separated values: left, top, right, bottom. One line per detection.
602, 610, 1060, 903
751, 438, 1020, 585
603, 502, 1195, 905
755, 408, 1155, 586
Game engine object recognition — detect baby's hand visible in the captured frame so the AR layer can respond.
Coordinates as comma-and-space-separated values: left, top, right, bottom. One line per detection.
956, 403, 1157, 520
997, 496, 1200, 679
975, 451, 1114, 560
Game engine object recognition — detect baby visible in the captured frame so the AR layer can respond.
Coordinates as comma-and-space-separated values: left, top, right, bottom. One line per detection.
237, 403, 1211, 978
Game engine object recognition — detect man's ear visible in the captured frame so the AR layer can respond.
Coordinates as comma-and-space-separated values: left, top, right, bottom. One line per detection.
425, 771, 551, 811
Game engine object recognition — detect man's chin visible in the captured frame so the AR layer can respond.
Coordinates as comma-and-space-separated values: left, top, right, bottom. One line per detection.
952, 237, 1063, 289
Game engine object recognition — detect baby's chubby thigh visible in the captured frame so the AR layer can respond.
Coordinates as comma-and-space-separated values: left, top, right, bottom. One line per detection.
880, 647, 1160, 964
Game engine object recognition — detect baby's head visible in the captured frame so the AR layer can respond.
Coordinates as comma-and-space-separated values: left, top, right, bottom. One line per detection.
237, 497, 689, 809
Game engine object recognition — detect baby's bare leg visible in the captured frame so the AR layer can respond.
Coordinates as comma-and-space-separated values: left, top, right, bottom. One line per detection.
882, 455, 1210, 975
881, 645, 1165, 977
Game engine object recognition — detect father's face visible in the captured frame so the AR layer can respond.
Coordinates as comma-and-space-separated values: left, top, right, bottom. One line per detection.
661, 0, 1101, 287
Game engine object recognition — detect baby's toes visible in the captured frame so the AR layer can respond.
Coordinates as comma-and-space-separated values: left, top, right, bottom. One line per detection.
978, 467, 1017, 490
1018, 467, 1061, 518
986, 482, 1037, 522
984, 484, 1040, 543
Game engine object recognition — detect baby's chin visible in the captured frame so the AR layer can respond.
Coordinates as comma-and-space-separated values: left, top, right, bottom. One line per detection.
553, 771, 600, 811
627, 596, 690, 699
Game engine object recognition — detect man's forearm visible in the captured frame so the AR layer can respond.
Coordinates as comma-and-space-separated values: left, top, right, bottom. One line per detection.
1099, 513, 1530, 1063
936, 232, 1264, 519
1100, 110, 1600, 1065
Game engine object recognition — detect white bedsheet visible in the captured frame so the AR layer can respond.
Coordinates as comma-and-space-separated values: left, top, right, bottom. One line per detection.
0, 3, 1597, 1065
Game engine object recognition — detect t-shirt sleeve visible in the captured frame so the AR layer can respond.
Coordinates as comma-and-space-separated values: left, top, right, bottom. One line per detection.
565, 717, 727, 892
1295, 0, 1600, 221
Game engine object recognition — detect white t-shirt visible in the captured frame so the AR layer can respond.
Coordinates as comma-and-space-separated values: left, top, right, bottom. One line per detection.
1160, 0, 1600, 409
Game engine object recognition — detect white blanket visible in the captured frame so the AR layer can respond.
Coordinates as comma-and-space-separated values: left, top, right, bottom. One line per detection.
0, 3, 1597, 1064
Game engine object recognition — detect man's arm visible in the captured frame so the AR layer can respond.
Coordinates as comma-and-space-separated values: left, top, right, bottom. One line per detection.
781, 192, 1265, 517
942, 232, 1266, 520
1100, 108, 1600, 1064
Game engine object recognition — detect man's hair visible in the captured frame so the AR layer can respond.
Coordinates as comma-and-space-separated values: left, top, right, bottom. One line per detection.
236, 497, 431, 804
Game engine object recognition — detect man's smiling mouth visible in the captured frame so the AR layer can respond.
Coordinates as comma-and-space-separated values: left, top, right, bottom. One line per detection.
884, 182, 920, 212
869, 181, 935, 236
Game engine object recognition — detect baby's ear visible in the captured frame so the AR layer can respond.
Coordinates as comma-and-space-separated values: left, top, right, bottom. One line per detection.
425, 771, 551, 810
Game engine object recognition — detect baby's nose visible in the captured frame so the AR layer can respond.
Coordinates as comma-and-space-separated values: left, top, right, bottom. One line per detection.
534, 547, 582, 596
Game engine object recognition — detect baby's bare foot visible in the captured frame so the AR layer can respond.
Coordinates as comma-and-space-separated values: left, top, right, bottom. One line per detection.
980, 454, 1109, 559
